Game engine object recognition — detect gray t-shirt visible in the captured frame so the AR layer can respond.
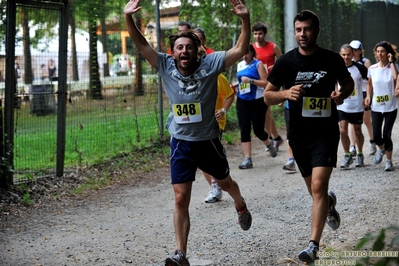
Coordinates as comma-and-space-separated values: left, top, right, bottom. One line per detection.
157, 51, 226, 141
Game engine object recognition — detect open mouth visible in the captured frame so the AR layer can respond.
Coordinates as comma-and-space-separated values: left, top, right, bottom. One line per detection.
180, 56, 189, 64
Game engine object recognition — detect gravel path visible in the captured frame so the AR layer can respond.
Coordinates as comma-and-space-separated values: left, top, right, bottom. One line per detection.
1, 121, 399, 265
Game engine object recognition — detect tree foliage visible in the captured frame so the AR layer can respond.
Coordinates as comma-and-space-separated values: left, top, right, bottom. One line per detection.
176, 0, 359, 53
297, 0, 360, 50
177, 0, 283, 51
7, 0, 361, 87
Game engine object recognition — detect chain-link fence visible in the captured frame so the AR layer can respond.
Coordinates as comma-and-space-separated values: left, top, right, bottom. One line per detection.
1, 1, 169, 184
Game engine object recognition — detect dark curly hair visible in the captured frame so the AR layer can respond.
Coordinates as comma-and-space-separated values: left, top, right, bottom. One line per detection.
374, 41, 397, 63
169, 30, 201, 54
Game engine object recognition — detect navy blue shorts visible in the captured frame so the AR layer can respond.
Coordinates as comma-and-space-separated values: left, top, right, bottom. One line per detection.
289, 136, 339, 178
338, 110, 364, 124
170, 137, 230, 184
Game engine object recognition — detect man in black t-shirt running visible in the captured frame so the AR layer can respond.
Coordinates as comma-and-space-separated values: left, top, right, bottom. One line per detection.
264, 10, 354, 264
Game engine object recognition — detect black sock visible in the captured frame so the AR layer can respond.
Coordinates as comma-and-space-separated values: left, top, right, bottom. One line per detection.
274, 136, 282, 141
310, 240, 319, 246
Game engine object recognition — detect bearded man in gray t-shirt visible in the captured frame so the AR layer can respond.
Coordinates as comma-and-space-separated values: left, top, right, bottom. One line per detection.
124, 0, 253, 264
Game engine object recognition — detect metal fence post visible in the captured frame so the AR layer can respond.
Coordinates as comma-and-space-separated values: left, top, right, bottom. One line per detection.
2, 0, 17, 188
56, 0, 69, 177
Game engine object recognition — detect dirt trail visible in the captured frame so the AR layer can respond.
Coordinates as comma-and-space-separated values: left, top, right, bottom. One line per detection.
1, 121, 399, 265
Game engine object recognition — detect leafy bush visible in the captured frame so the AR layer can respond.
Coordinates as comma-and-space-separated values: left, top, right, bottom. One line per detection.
355, 226, 399, 266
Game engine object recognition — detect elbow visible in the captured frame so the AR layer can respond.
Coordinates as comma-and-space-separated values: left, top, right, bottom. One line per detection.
237, 46, 248, 58
264, 91, 272, 105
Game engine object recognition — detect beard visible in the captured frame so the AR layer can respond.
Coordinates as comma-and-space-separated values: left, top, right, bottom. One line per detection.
298, 39, 317, 51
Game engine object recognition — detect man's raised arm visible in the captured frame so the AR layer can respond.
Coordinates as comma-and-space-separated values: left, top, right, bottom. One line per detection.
225, 0, 251, 70
124, 0, 158, 68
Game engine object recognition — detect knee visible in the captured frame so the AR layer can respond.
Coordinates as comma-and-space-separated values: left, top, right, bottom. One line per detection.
382, 132, 391, 140
384, 139, 393, 151
339, 128, 348, 137
311, 180, 328, 198
174, 192, 190, 209
254, 129, 268, 140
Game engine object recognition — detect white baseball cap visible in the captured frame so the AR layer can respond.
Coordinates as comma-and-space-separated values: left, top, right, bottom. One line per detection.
350, 40, 363, 50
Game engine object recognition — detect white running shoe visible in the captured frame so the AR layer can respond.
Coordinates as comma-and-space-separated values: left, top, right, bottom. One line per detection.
204, 184, 222, 203
211, 183, 222, 200
239, 157, 253, 169
384, 160, 393, 171
349, 145, 356, 157
355, 154, 364, 167
204, 190, 216, 203
267, 143, 277, 158
374, 149, 385, 164
283, 159, 296, 171
369, 142, 377, 155
340, 154, 353, 169
298, 241, 319, 263
326, 191, 340, 230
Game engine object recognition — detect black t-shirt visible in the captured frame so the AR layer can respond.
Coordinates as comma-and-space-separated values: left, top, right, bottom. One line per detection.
268, 46, 351, 139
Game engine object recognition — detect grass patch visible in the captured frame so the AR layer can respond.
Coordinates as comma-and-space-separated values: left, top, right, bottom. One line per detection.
13, 91, 170, 175
270, 104, 285, 129
2, 140, 171, 203
70, 176, 112, 195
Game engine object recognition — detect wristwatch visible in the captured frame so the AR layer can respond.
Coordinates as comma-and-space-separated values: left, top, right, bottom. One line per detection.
249, 79, 254, 84
221, 108, 226, 114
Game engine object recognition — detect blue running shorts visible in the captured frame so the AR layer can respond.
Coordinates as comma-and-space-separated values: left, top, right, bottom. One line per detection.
170, 137, 230, 184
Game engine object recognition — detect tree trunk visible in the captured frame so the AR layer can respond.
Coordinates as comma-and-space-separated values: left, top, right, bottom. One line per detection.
21, 8, 33, 85
88, 13, 103, 100
100, 0, 110, 77
134, 14, 144, 96
69, 3, 79, 81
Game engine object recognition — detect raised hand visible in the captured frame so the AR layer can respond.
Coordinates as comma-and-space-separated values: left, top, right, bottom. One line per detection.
229, 0, 249, 18
124, 0, 142, 16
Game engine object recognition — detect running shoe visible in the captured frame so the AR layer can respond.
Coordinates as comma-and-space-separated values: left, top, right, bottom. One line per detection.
211, 183, 222, 200
204, 184, 222, 203
283, 158, 296, 171
384, 160, 393, 171
239, 157, 253, 169
165, 249, 190, 266
204, 190, 216, 203
369, 142, 377, 155
298, 241, 319, 263
340, 154, 353, 169
349, 145, 356, 157
355, 154, 364, 167
327, 191, 340, 230
265, 137, 273, 151
374, 149, 385, 164
267, 143, 277, 158
236, 198, 252, 231
273, 137, 284, 152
